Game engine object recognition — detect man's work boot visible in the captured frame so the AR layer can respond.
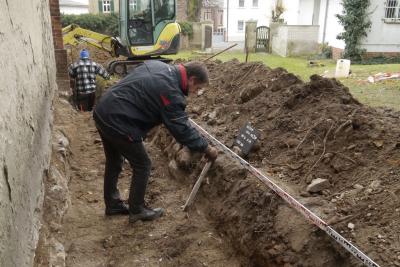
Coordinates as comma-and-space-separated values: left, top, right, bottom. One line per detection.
105, 200, 129, 216
129, 205, 164, 223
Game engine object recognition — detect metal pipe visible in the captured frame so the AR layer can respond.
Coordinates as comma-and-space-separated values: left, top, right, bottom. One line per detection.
322, 0, 330, 44
226, 0, 229, 42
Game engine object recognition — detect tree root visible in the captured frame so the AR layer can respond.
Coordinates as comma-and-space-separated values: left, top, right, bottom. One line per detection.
305, 120, 335, 180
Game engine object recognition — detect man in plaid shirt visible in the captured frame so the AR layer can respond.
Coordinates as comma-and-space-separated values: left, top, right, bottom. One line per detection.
68, 49, 110, 111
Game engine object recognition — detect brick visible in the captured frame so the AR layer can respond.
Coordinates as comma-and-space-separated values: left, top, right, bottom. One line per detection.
332, 47, 343, 60
50, 7, 60, 16
364, 52, 400, 58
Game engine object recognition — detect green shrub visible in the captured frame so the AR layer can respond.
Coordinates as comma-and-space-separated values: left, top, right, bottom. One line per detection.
178, 21, 193, 38
61, 13, 119, 36
320, 43, 332, 59
357, 56, 400, 65
336, 0, 371, 61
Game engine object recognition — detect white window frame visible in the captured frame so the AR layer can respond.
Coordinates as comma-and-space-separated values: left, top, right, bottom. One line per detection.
252, 0, 258, 7
238, 20, 244, 32
103, 0, 111, 13
204, 9, 212, 20
129, 0, 138, 11
239, 0, 245, 8
384, 0, 400, 23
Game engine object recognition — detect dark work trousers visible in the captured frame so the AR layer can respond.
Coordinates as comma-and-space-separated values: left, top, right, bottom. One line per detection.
96, 126, 151, 212
76, 92, 96, 112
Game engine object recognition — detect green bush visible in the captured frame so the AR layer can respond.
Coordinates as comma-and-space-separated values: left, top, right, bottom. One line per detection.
356, 56, 400, 65
320, 43, 332, 59
178, 21, 193, 38
336, 0, 371, 61
61, 13, 119, 36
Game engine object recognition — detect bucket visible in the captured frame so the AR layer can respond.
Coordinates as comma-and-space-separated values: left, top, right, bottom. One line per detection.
335, 59, 351, 78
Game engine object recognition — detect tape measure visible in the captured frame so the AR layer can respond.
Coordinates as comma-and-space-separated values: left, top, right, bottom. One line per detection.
190, 119, 380, 267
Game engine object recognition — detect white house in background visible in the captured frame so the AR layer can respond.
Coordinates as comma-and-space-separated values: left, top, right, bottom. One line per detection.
223, 0, 273, 41
281, 0, 400, 58
60, 0, 89, 14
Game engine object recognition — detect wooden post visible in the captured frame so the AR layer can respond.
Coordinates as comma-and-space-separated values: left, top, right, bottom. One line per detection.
182, 161, 213, 211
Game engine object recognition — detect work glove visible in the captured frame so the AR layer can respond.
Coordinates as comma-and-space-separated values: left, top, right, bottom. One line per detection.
204, 145, 218, 161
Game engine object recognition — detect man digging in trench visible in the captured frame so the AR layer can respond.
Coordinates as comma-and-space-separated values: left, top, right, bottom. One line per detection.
93, 60, 218, 223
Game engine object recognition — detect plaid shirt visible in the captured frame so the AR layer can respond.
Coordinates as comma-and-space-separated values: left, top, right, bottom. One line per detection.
68, 59, 110, 94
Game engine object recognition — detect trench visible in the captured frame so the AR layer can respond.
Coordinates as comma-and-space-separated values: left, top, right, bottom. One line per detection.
35, 57, 400, 267
35, 99, 349, 267
35, 100, 246, 267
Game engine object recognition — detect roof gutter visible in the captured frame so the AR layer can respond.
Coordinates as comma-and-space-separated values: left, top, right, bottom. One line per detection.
322, 0, 329, 44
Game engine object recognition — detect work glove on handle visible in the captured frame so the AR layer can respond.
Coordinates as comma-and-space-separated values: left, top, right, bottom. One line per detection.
204, 146, 218, 161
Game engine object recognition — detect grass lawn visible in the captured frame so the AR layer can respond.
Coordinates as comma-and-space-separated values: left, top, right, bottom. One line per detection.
167, 51, 400, 110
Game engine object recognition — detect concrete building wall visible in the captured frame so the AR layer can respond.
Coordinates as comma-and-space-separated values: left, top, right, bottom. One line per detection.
223, 0, 273, 41
0, 0, 57, 266
282, 0, 345, 50
361, 0, 400, 53
272, 25, 319, 56
272, 25, 288, 56
281, 0, 300, 25
297, 0, 400, 54
282, 0, 316, 25
297, 0, 314, 25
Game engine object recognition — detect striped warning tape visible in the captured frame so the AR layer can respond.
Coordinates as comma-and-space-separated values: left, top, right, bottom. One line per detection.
190, 119, 380, 267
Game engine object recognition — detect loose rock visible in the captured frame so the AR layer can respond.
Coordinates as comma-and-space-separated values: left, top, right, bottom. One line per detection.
306, 178, 330, 193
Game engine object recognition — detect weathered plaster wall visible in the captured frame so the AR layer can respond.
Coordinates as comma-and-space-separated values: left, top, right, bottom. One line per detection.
0, 0, 57, 266
272, 25, 319, 57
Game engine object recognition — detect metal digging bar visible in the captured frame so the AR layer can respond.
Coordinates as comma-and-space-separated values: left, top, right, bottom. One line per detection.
203, 43, 238, 62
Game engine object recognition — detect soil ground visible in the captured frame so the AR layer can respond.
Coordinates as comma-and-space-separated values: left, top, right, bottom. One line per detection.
185, 60, 400, 267
52, 101, 243, 267
37, 51, 400, 267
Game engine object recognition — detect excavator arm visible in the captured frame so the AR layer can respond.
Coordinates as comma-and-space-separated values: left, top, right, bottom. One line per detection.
62, 24, 121, 57
62, 23, 174, 75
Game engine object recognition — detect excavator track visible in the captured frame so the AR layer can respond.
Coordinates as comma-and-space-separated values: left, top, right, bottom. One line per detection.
107, 57, 173, 75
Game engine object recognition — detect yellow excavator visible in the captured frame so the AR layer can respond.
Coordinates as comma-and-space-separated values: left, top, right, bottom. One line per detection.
63, 0, 180, 75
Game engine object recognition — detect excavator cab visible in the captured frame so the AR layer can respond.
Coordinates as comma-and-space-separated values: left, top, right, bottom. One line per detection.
119, 0, 180, 57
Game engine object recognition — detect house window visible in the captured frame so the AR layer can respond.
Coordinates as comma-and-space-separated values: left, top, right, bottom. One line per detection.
239, 0, 245, 7
204, 9, 212, 20
129, 0, 138, 12
253, 0, 258, 7
238, 20, 244, 31
384, 0, 400, 21
103, 0, 111, 13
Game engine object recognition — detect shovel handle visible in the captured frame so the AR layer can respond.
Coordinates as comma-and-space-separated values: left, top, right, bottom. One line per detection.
183, 161, 213, 211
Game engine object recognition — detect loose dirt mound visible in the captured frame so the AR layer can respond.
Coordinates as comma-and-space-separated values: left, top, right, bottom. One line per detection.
67, 44, 114, 65
177, 59, 400, 266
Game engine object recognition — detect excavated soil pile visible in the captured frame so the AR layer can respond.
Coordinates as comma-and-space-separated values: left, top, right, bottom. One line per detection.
156, 59, 400, 267
68, 44, 114, 65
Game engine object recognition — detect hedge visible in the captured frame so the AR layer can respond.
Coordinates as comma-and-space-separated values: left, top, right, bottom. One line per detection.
61, 13, 119, 36
178, 21, 193, 38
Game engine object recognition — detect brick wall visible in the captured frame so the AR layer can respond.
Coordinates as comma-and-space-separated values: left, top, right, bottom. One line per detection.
49, 0, 70, 92
364, 52, 400, 58
332, 47, 344, 60
332, 48, 400, 60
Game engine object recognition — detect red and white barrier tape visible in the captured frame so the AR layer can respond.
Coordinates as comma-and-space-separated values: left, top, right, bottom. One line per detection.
190, 119, 379, 267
